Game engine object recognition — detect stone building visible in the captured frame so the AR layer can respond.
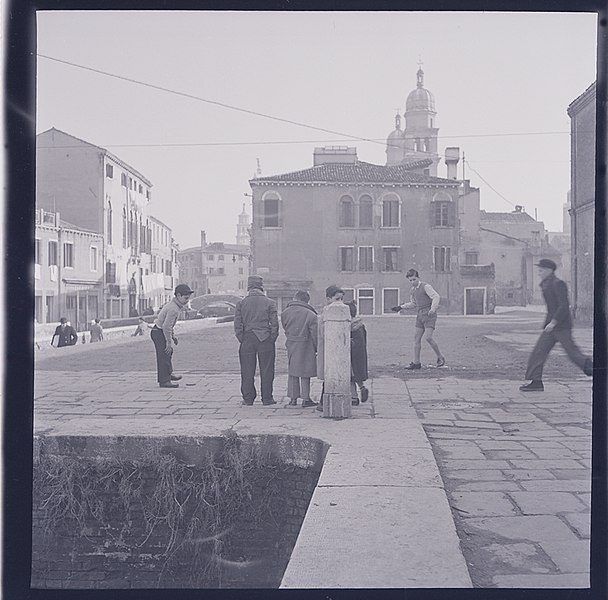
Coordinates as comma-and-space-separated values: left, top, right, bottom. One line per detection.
178, 231, 250, 297
249, 146, 467, 314
567, 82, 596, 323
546, 195, 572, 289
34, 208, 104, 329
36, 128, 178, 319
146, 216, 179, 311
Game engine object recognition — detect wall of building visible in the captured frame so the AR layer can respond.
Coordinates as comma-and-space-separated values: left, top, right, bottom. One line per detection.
251, 182, 461, 313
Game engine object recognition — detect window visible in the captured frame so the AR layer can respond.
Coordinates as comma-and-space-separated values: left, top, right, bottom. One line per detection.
218, 255, 225, 261
121, 173, 127, 187
66, 295, 77, 310
146, 190, 151, 200
35, 295, 43, 323
357, 288, 374, 315
339, 247, 354, 271
382, 197, 400, 227
218, 268, 225, 275
48, 241, 58, 266
432, 192, 454, 227
434, 246, 452, 272
262, 194, 280, 227
139, 184, 143, 194
339, 196, 355, 227
382, 247, 399, 272
107, 202, 113, 245
238, 280, 244, 290
359, 246, 373, 271
208, 254, 214, 261
359, 195, 373, 227
383, 288, 399, 313
63, 242, 74, 268
90, 246, 98, 271
106, 261, 116, 283
35, 239, 41, 265
465, 252, 479, 265
209, 267, 215, 275
106, 164, 114, 179
342, 289, 355, 303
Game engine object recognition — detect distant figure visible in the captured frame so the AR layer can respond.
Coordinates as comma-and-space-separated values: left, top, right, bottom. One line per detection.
51, 317, 78, 348
316, 285, 346, 412
392, 268, 445, 369
346, 300, 369, 406
520, 259, 593, 392
151, 284, 194, 388
234, 275, 279, 406
89, 319, 103, 343
132, 317, 149, 337
281, 290, 318, 408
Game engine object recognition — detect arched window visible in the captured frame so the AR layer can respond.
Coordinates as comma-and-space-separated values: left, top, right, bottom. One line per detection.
262, 192, 281, 228
382, 194, 400, 227
339, 196, 355, 228
107, 201, 113, 245
358, 195, 373, 228
431, 191, 455, 227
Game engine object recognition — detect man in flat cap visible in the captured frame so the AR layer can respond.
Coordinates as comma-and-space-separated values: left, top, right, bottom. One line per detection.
520, 259, 592, 392
234, 275, 279, 405
51, 317, 78, 347
151, 283, 194, 388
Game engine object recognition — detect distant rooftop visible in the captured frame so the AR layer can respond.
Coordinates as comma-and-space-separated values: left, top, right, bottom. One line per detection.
480, 210, 537, 223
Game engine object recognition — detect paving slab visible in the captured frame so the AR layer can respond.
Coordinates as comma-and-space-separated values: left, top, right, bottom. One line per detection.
509, 492, 587, 515
492, 573, 589, 588
450, 492, 517, 517
563, 513, 591, 538
539, 539, 590, 573
463, 515, 579, 542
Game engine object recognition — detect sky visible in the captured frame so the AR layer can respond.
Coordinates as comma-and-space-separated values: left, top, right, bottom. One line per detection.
36, 11, 598, 250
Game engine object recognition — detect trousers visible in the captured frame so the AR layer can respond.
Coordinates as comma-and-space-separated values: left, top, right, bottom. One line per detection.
525, 327, 590, 381
239, 331, 276, 403
288, 375, 311, 400
151, 328, 173, 384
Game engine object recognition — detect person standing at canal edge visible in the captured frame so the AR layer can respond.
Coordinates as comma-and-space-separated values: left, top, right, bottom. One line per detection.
346, 300, 369, 406
151, 283, 194, 388
391, 269, 445, 369
520, 259, 593, 392
234, 275, 279, 406
89, 318, 103, 343
51, 317, 78, 347
281, 290, 318, 408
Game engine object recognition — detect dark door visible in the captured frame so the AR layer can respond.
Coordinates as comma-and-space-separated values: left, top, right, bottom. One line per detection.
466, 289, 484, 315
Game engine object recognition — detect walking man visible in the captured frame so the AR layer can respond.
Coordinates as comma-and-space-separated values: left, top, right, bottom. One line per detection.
520, 259, 593, 392
234, 275, 279, 406
151, 283, 194, 388
281, 290, 318, 408
89, 318, 103, 343
392, 268, 445, 369
51, 317, 78, 347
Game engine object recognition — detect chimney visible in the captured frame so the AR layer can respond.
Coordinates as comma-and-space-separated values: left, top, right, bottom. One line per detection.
200, 230, 207, 249
444, 147, 460, 180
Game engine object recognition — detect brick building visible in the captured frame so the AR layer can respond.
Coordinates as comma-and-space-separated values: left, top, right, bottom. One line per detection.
567, 82, 596, 323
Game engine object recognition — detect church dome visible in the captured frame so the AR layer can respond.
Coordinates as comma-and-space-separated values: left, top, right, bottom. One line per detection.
386, 112, 405, 144
406, 68, 435, 112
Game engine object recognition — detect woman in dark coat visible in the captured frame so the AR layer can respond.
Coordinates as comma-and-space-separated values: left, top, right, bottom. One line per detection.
347, 300, 369, 405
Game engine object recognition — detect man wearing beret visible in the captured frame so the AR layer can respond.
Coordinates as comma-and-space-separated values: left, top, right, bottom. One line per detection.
234, 275, 279, 405
520, 259, 593, 392
151, 283, 194, 388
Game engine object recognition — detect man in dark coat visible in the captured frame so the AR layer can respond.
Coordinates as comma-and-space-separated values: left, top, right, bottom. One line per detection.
234, 275, 279, 405
281, 290, 318, 408
51, 317, 78, 347
520, 259, 593, 392
347, 300, 369, 406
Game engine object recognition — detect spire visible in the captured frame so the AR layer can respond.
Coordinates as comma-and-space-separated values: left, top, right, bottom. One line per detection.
416, 59, 424, 88
394, 109, 402, 130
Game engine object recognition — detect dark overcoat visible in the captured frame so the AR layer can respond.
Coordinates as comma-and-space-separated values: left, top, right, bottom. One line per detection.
350, 317, 368, 383
281, 301, 318, 378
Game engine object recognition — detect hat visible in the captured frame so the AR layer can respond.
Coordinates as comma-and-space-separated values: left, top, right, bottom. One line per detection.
247, 275, 264, 290
535, 259, 557, 271
59, 317, 68, 323
174, 284, 194, 296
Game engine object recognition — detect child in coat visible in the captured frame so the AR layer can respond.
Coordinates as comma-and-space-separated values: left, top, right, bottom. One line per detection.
347, 300, 369, 405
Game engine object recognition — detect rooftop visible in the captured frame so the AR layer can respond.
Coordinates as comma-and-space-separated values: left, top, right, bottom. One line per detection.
480, 210, 537, 223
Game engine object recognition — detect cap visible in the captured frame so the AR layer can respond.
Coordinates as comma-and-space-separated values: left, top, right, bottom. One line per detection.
174, 284, 194, 296
535, 259, 557, 270
59, 317, 68, 323
247, 275, 264, 290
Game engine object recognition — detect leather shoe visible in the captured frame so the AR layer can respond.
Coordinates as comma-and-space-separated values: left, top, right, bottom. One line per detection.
302, 399, 318, 408
170, 374, 183, 381
405, 362, 421, 370
436, 357, 445, 367
242, 400, 254, 406
287, 399, 298, 407
360, 387, 369, 403
519, 381, 544, 392
262, 399, 277, 406
159, 381, 179, 388
351, 398, 360, 406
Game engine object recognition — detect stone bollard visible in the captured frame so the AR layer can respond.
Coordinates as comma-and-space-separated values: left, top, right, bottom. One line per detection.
321, 301, 352, 418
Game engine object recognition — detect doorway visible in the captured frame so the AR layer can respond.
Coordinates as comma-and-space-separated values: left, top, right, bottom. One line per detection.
464, 287, 486, 315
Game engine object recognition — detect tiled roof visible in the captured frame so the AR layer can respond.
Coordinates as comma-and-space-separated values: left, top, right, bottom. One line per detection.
251, 159, 457, 186
480, 210, 536, 223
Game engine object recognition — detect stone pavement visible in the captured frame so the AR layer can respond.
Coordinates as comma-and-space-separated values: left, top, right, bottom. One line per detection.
33, 370, 471, 589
